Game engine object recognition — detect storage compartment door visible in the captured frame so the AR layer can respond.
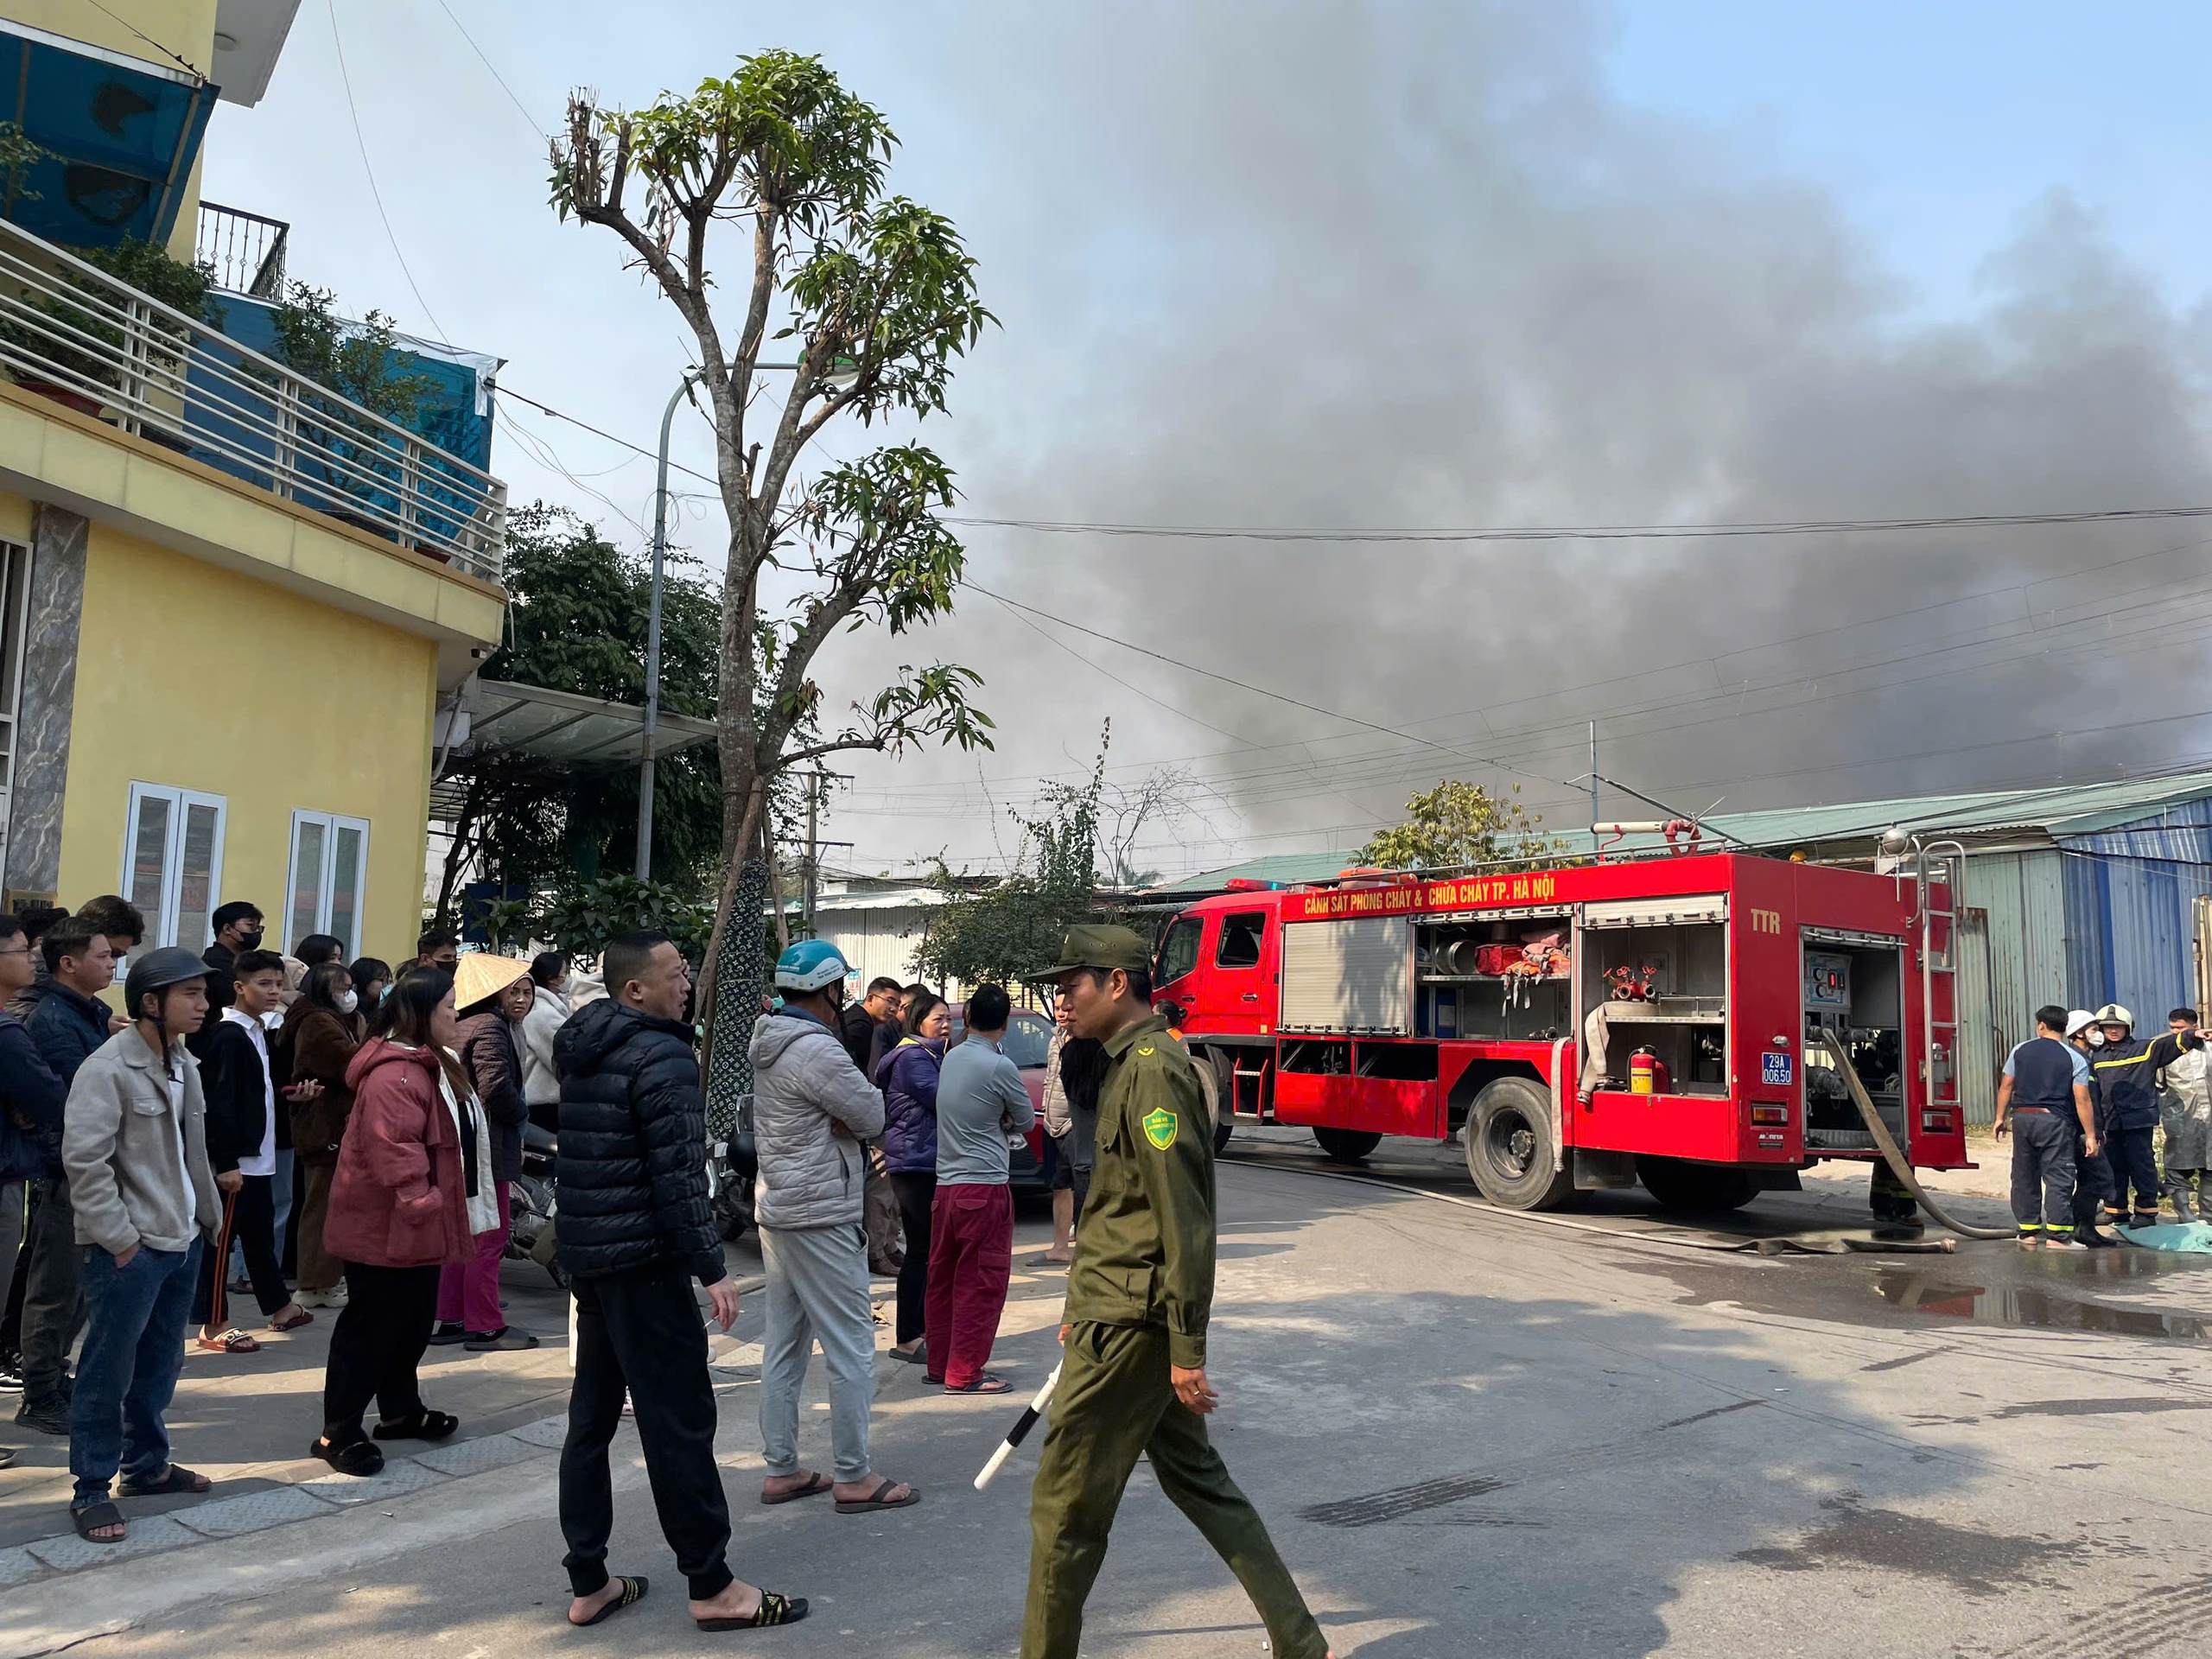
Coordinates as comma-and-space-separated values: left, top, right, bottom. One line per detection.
1280, 916, 1412, 1034
1581, 894, 1728, 929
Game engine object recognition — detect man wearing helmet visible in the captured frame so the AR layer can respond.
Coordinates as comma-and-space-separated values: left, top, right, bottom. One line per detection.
2088, 1003, 2203, 1230
748, 939, 918, 1518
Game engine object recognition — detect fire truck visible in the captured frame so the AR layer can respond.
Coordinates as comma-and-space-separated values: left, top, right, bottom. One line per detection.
1154, 842, 1967, 1211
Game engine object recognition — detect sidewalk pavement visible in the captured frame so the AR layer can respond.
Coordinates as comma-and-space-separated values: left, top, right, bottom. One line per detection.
0, 1214, 1072, 1593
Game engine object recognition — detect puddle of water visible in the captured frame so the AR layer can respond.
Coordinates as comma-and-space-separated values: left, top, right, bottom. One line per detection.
1872, 1267, 2211, 1340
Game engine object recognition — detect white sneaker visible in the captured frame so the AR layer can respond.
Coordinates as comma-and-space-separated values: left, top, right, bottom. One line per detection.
301, 1283, 349, 1308
2045, 1237, 2088, 1250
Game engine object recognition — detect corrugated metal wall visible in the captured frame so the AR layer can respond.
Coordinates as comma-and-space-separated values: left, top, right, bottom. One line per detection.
2057, 797, 2212, 1024
1957, 850, 2069, 1125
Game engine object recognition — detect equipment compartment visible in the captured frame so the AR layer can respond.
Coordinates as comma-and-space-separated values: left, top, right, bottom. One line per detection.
1415, 912, 1572, 1040
1575, 899, 1730, 1095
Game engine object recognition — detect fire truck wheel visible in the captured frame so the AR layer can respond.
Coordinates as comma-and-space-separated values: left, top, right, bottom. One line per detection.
1196, 1054, 1235, 1154
1312, 1128, 1382, 1162
1633, 1156, 1759, 1212
1465, 1077, 1575, 1211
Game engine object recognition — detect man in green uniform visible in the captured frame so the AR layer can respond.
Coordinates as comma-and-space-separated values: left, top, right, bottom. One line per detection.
1020, 925, 1331, 1659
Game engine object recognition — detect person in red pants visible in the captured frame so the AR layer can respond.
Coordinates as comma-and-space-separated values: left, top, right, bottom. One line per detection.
925, 983, 1034, 1393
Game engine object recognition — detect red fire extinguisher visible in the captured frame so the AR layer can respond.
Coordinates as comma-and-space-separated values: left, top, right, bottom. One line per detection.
1629, 1046, 1671, 1096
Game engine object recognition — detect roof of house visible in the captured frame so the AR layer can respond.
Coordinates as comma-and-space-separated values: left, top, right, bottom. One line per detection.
1141, 851, 1367, 899
1692, 771, 2212, 852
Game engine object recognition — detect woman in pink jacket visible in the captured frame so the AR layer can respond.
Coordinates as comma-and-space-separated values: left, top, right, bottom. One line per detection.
311, 968, 484, 1476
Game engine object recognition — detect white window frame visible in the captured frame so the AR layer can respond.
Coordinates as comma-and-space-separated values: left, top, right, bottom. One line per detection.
285, 810, 371, 957
120, 782, 227, 950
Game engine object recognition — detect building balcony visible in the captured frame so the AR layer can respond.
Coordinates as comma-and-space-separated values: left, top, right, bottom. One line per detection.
0, 214, 505, 582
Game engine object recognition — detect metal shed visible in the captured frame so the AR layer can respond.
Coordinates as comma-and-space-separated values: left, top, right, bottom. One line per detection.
1686, 773, 2212, 1124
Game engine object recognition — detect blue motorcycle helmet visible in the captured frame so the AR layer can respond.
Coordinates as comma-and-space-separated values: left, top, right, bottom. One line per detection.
773, 938, 851, 995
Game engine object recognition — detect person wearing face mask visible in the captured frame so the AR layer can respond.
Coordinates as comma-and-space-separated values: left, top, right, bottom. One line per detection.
347, 959, 391, 1022
521, 951, 571, 1129
194, 903, 267, 1050
284, 963, 368, 1309
2063, 1011, 2119, 1247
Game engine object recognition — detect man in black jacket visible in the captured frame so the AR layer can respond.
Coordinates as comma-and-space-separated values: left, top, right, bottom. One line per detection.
554, 931, 804, 1633
16, 919, 118, 1433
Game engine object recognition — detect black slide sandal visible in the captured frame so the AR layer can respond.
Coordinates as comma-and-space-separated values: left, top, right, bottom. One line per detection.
697, 1590, 809, 1630
116, 1463, 211, 1497
70, 1502, 125, 1543
372, 1409, 459, 1441
573, 1575, 647, 1626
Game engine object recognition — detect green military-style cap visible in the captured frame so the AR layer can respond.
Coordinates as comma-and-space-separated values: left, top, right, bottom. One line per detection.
1026, 923, 1152, 982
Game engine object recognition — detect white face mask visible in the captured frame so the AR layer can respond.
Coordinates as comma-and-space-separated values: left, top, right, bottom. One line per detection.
336, 989, 359, 1014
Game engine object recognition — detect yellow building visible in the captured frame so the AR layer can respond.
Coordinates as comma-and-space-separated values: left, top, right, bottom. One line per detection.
0, 1, 507, 964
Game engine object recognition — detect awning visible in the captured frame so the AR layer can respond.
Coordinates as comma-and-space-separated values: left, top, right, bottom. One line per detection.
440, 678, 719, 766
0, 20, 218, 249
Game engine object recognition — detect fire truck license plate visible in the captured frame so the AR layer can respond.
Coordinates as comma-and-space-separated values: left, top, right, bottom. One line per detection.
1761, 1052, 1793, 1086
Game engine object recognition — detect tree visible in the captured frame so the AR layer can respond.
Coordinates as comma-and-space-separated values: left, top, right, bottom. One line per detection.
913, 748, 1105, 990
550, 53, 996, 1049
1360, 780, 1562, 872
429, 505, 732, 923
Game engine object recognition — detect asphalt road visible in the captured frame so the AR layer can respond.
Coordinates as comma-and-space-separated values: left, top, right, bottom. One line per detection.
10, 1139, 2212, 1658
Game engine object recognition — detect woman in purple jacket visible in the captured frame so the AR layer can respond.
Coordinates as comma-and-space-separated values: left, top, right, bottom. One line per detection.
874, 989, 950, 1363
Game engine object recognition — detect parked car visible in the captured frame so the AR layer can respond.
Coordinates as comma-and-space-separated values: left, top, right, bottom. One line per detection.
948, 1004, 1055, 1196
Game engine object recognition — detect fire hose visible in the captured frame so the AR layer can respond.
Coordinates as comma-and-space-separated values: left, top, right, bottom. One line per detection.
1818, 1029, 2015, 1241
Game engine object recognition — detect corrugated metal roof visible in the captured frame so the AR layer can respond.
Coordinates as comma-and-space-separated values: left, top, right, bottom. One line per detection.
1142, 851, 1365, 899
1688, 771, 2212, 852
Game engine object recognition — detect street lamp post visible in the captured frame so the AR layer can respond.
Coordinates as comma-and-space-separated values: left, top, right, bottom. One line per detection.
634, 359, 856, 883
636, 369, 701, 882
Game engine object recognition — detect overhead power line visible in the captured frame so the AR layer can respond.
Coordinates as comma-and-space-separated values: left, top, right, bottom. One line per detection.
947, 505, 2212, 544
327, 0, 448, 341
431, 0, 546, 137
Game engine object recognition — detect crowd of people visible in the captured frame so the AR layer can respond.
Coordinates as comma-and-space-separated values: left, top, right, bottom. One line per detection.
0, 896, 577, 1541
0, 899, 1333, 1653
1996, 1001, 2210, 1246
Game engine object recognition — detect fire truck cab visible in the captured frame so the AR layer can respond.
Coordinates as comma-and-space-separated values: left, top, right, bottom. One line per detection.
1155, 850, 1967, 1211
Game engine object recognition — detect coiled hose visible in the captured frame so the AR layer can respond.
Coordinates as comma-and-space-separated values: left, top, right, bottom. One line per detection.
1819, 1029, 2014, 1240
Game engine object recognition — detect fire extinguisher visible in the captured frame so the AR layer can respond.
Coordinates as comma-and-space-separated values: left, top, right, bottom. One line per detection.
1629, 1046, 1671, 1096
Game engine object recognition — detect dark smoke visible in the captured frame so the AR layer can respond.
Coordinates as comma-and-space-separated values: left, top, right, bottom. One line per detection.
823, 2, 2212, 869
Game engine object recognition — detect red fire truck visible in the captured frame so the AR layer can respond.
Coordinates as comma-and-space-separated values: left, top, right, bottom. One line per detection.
1154, 846, 1967, 1211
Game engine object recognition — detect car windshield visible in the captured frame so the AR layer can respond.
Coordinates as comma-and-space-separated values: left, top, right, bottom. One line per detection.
1001, 1010, 1053, 1068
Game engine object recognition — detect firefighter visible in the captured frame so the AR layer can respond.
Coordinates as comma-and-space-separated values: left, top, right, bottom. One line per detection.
2063, 1011, 2119, 1246
2089, 1004, 2204, 1230
1020, 926, 1331, 1659
1993, 1005, 2096, 1248
1861, 1030, 1920, 1229
2158, 1007, 2211, 1221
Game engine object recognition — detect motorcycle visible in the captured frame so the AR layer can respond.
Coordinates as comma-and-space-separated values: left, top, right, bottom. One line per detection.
507, 1116, 565, 1288
707, 1093, 758, 1244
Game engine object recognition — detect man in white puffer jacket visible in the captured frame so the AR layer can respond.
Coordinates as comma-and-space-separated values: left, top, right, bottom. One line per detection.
747, 941, 918, 1515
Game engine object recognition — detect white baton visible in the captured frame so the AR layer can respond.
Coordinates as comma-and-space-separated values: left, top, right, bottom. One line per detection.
973, 1363, 1063, 1491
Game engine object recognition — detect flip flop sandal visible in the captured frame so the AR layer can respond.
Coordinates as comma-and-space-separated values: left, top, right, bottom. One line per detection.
0, 1448, 14, 1470
886, 1344, 928, 1366
944, 1375, 1013, 1395
372, 1408, 459, 1442
200, 1330, 261, 1353
269, 1308, 314, 1332
572, 1575, 648, 1627
117, 1463, 211, 1497
69, 1501, 125, 1543
759, 1471, 833, 1505
309, 1436, 385, 1478
696, 1590, 809, 1630
834, 1477, 919, 1515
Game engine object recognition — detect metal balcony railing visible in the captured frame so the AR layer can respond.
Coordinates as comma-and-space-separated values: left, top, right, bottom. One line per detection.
195, 202, 289, 299
0, 219, 505, 583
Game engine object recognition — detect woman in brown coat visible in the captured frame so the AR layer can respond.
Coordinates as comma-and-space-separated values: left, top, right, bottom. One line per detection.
284, 962, 365, 1308
311, 968, 484, 1476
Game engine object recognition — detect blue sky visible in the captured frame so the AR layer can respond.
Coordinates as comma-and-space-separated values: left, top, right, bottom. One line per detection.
1607, 0, 2212, 318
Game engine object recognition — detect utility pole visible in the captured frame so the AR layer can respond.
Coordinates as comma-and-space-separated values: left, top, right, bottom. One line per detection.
1588, 720, 1600, 854
800, 771, 852, 938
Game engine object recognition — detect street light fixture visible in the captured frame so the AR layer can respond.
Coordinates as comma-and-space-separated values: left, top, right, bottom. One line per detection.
634, 356, 864, 881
